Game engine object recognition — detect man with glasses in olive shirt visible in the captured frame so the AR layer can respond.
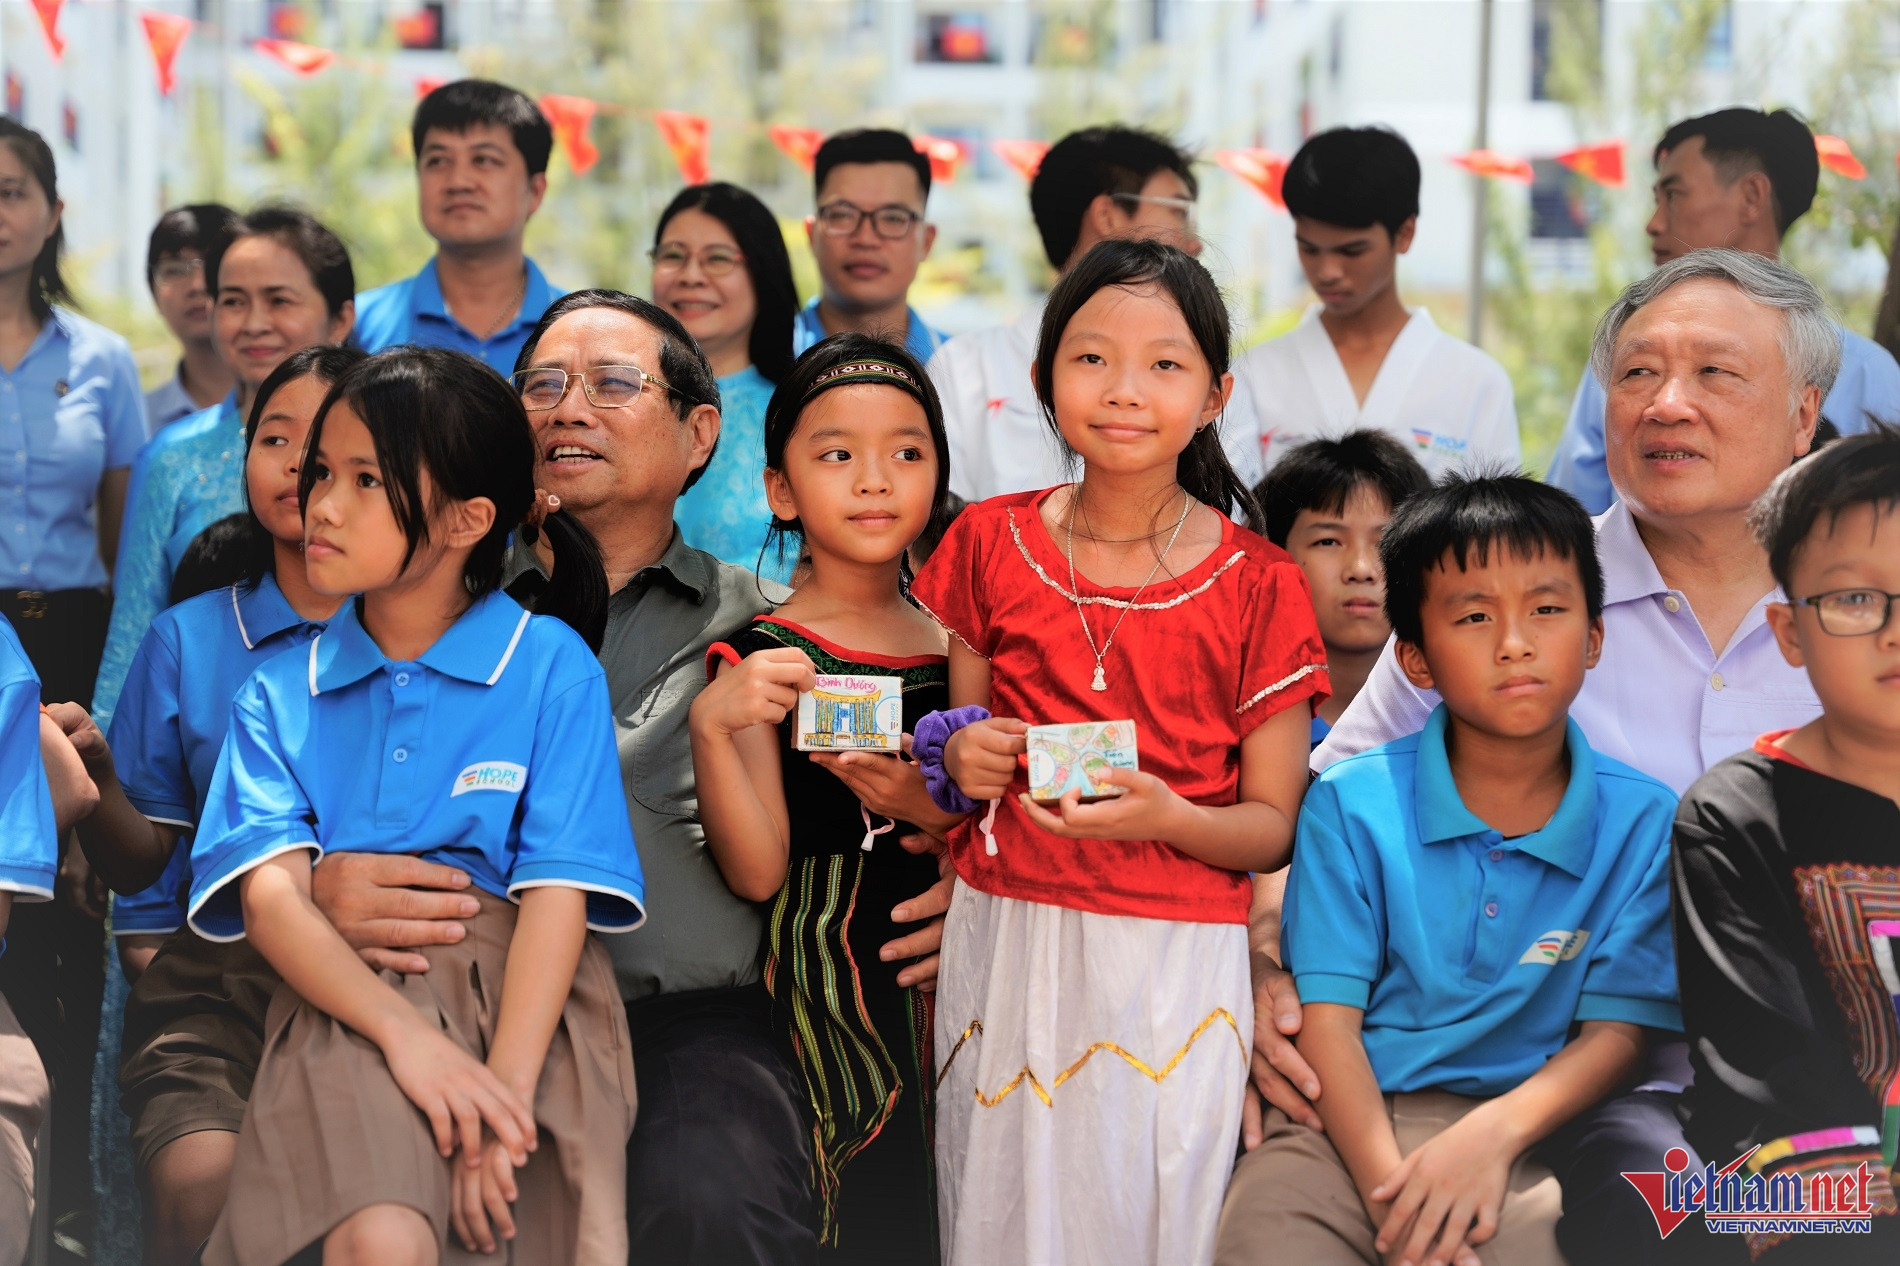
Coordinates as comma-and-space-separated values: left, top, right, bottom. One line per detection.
793, 128, 946, 363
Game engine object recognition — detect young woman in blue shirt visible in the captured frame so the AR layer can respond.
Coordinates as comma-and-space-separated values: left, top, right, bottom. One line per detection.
651, 182, 801, 583
53, 345, 362, 1265
184, 346, 642, 1265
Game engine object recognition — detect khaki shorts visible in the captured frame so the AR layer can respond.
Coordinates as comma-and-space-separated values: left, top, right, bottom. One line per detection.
1215, 1089, 1565, 1266
0, 988, 49, 1266
118, 928, 278, 1172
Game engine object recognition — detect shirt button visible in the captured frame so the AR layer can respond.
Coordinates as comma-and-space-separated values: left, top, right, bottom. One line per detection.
1663, 595, 1682, 613
395, 672, 410, 686
1484, 900, 1500, 918
1711, 672, 1725, 691
1489, 849, 1504, 862
393, 748, 408, 763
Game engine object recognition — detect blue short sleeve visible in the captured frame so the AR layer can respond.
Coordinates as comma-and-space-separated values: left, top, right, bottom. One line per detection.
1544, 372, 1615, 516
102, 343, 147, 469
107, 621, 194, 827
1284, 782, 1382, 1010
1576, 787, 1682, 1032
0, 674, 56, 901
188, 686, 320, 942
507, 664, 644, 933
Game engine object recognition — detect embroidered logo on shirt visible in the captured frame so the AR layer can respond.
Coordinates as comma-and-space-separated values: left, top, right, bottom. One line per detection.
451, 761, 526, 797
1519, 928, 1590, 965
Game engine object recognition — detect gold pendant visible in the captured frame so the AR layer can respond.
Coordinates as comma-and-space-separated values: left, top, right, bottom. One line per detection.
1090, 663, 1107, 692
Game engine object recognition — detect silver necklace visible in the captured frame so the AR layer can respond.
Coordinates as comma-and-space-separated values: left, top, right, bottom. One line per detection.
1065, 486, 1192, 692
449, 267, 528, 341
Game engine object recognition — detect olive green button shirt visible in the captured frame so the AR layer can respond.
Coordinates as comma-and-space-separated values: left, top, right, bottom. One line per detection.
506, 529, 785, 1001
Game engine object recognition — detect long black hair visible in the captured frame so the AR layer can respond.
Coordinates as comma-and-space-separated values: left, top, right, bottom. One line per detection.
653, 183, 799, 385
1033, 237, 1261, 529
759, 332, 951, 585
170, 345, 369, 604
300, 346, 609, 650
0, 119, 73, 322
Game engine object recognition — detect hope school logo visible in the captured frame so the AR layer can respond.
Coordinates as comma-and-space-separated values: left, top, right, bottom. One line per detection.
1622, 1146, 1880, 1240
451, 761, 526, 797
1518, 928, 1589, 966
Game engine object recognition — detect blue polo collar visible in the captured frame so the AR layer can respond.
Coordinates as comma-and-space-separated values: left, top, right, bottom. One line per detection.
231, 573, 315, 650
1413, 704, 1597, 877
410, 256, 557, 338
309, 590, 532, 693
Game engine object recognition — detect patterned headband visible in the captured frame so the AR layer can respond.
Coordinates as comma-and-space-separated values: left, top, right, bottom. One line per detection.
801, 359, 925, 406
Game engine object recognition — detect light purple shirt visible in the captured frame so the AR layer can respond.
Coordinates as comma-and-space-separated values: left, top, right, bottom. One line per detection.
1312, 500, 1823, 796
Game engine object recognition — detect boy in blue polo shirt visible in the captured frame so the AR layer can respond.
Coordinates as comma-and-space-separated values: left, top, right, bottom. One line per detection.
1221, 475, 1680, 1266
0, 614, 62, 1263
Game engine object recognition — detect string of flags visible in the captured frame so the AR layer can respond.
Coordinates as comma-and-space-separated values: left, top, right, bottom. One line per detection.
16, 4, 1889, 203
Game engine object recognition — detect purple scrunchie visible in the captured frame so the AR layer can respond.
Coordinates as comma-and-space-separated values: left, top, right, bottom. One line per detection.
913, 705, 992, 815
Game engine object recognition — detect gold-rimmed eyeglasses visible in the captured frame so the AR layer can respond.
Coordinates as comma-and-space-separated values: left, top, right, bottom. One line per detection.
511, 365, 681, 411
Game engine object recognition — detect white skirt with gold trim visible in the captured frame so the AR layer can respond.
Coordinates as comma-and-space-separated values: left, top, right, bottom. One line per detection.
935, 879, 1252, 1266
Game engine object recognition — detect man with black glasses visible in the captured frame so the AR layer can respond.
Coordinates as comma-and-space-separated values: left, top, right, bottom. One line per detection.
794, 128, 945, 363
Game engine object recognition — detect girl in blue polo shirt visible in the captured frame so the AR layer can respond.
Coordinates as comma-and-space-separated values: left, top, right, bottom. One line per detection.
184, 346, 642, 1266
52, 345, 361, 1266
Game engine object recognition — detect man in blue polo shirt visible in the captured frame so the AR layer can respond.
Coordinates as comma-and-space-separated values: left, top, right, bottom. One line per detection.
1216, 475, 1680, 1266
353, 81, 563, 375
794, 129, 946, 363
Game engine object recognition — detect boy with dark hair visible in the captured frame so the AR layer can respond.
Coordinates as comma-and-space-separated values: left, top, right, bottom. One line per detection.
143, 203, 240, 433
354, 79, 563, 374
1219, 474, 1680, 1266
929, 124, 1263, 501
1550, 108, 1900, 513
1235, 126, 1519, 477
794, 128, 944, 363
1672, 426, 1900, 1261
1257, 429, 1430, 744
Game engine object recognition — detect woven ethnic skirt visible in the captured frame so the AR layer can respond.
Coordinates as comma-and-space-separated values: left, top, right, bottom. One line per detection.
203, 890, 637, 1266
934, 880, 1252, 1266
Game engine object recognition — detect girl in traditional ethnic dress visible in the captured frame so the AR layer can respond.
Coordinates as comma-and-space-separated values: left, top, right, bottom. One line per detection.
913, 239, 1329, 1266
690, 333, 960, 1264
185, 347, 643, 1265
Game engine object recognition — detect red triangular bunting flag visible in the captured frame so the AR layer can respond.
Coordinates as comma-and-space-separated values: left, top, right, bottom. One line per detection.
254, 39, 335, 76
914, 135, 966, 183
653, 111, 711, 185
540, 99, 599, 173
1815, 135, 1867, 180
1449, 149, 1535, 183
767, 125, 826, 173
416, 77, 447, 101
140, 12, 193, 97
1555, 140, 1625, 188
30, 0, 65, 61
1214, 148, 1289, 208
992, 139, 1049, 181
539, 96, 601, 175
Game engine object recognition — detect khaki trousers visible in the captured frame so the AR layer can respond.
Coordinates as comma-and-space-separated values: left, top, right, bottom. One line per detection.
0, 990, 49, 1266
1215, 1089, 1565, 1266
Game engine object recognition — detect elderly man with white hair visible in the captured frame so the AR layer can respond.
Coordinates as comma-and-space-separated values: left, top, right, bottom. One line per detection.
1222, 248, 1833, 1266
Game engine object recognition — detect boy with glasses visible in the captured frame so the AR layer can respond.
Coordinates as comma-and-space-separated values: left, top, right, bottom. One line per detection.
1671, 426, 1900, 1260
795, 128, 945, 363
354, 80, 564, 375
928, 124, 1263, 503
1234, 127, 1520, 478
143, 204, 240, 435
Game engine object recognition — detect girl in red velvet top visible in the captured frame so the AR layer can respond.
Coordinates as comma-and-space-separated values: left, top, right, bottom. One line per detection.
912, 239, 1328, 1266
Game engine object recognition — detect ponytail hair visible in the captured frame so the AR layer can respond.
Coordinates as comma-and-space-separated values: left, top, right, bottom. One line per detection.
1032, 238, 1261, 530
301, 347, 610, 650
0, 119, 73, 322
